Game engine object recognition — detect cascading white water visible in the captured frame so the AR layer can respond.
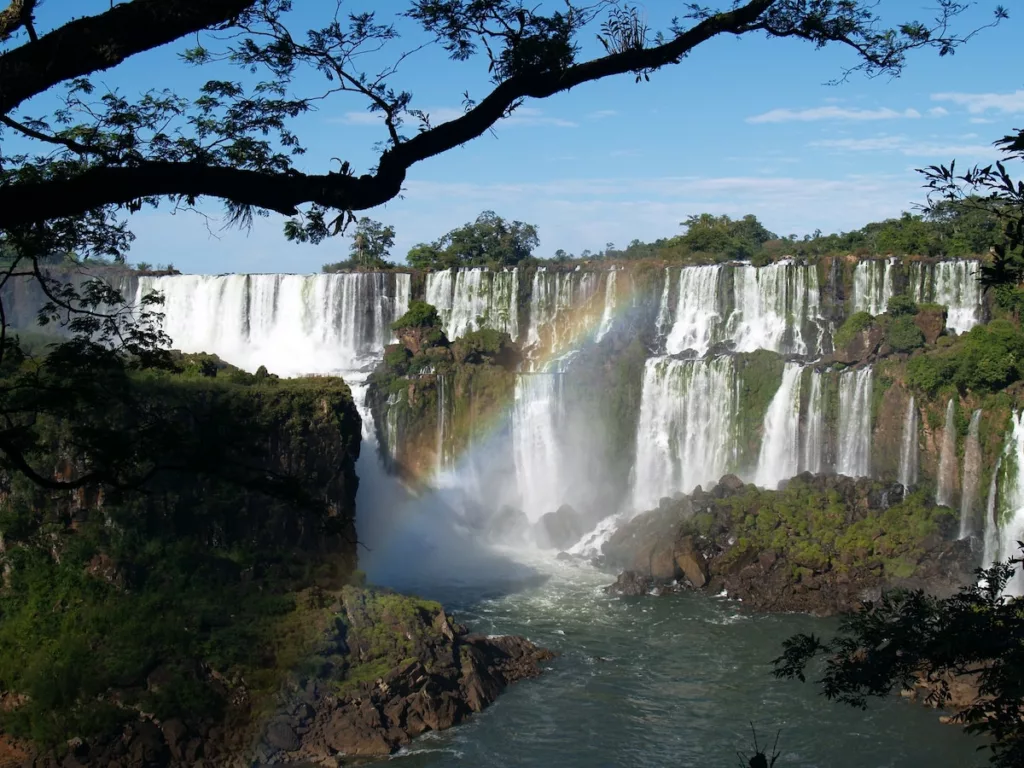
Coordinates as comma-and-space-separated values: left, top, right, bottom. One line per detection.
729, 261, 821, 356
663, 265, 724, 357
424, 267, 519, 341
800, 370, 824, 474
137, 272, 410, 376
983, 456, 1004, 572
897, 396, 919, 490
991, 413, 1024, 595
852, 258, 895, 315
754, 364, 803, 489
836, 367, 873, 477
936, 399, 958, 507
959, 409, 983, 539
631, 356, 737, 511
527, 267, 600, 360
594, 269, 618, 343
912, 260, 983, 335
512, 373, 564, 520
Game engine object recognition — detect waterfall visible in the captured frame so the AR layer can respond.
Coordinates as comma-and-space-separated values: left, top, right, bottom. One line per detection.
631, 356, 738, 511
511, 373, 564, 520
992, 414, 1024, 595
959, 409, 983, 539
424, 267, 519, 341
897, 397, 919, 490
137, 272, 410, 376
663, 265, 724, 357
852, 259, 895, 315
912, 260, 983, 335
936, 399, 958, 507
526, 267, 601, 359
594, 269, 617, 343
983, 456, 1003, 571
435, 374, 453, 480
800, 370, 824, 474
836, 367, 873, 477
730, 261, 821, 356
754, 364, 803, 489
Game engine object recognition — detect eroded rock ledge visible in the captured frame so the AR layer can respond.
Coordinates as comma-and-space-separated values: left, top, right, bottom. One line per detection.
23, 587, 552, 768
601, 472, 975, 616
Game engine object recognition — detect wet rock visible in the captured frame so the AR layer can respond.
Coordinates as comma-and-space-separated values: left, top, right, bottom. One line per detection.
488, 505, 529, 543
674, 536, 707, 588
536, 504, 586, 550
914, 305, 947, 345
719, 474, 745, 493
605, 570, 651, 596
265, 718, 300, 752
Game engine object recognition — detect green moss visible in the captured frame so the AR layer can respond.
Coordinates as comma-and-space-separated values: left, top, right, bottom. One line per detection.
835, 311, 875, 349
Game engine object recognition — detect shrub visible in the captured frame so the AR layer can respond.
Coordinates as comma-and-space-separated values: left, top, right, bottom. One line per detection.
886, 294, 918, 317
886, 316, 925, 352
834, 311, 875, 349
392, 300, 441, 331
907, 319, 1024, 394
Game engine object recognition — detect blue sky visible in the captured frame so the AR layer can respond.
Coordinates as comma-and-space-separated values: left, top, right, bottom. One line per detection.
18, 1, 1024, 273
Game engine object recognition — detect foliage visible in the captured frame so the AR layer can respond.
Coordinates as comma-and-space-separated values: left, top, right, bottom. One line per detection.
406, 211, 538, 269
324, 217, 395, 271
452, 328, 519, 366
698, 481, 955, 582
886, 294, 918, 317
392, 300, 442, 331
922, 128, 1024, 291
886, 315, 925, 352
906, 319, 1024, 394
773, 553, 1024, 768
677, 214, 777, 261
0, 1, 1004, 257
834, 311, 875, 349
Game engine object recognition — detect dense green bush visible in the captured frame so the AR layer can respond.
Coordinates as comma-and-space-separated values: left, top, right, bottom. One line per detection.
906, 319, 1024, 394
392, 300, 442, 330
886, 294, 919, 317
834, 311, 875, 349
886, 315, 925, 352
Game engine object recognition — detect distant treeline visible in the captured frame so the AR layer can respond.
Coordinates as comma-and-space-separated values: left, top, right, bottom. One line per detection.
322, 199, 1001, 274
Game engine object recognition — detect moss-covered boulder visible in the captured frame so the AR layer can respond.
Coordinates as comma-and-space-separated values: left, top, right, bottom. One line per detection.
603, 474, 973, 615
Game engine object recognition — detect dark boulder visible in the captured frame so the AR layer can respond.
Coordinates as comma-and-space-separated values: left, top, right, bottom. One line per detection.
536, 504, 587, 550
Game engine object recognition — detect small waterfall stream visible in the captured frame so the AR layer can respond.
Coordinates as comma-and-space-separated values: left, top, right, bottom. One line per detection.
836, 367, 873, 477
936, 399, 958, 508
959, 409, 982, 539
754, 363, 803, 489
898, 396, 919, 490
800, 370, 824, 474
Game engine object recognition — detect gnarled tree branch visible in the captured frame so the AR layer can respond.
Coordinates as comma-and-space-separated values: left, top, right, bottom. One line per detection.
0, 0, 257, 114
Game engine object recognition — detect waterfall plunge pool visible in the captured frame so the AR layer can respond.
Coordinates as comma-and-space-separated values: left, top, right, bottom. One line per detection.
360, 551, 980, 768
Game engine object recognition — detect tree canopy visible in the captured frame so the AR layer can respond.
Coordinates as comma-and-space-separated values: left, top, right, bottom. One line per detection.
406, 210, 539, 269
774, 554, 1024, 768
0, 0, 1007, 262
323, 217, 396, 271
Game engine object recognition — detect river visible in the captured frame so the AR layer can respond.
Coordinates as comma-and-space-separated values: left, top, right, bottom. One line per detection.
360, 545, 982, 768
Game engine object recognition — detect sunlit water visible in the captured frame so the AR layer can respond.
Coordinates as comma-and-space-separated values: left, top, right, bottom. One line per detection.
362, 549, 982, 768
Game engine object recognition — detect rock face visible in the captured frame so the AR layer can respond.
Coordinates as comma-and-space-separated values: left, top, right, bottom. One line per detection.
832, 325, 884, 364
603, 473, 975, 616
537, 504, 587, 549
20, 587, 552, 767
914, 305, 948, 345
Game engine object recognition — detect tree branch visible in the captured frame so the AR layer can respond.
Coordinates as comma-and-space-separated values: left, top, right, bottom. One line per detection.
0, 0, 258, 115
0, 0, 776, 226
0, 0, 37, 43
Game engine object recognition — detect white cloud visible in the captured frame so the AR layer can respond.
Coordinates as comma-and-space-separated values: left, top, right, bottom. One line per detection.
932, 90, 1024, 114
928, 107, 950, 117
502, 106, 578, 128
812, 135, 997, 158
747, 106, 921, 124
970, 117, 996, 124
587, 109, 618, 120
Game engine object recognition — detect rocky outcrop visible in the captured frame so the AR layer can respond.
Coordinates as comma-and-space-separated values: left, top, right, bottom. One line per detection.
537, 504, 587, 550
832, 325, 884, 364
17, 587, 552, 767
914, 305, 948, 345
602, 473, 975, 616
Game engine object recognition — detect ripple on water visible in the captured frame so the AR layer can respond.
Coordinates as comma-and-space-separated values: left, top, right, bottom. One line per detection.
365, 551, 981, 768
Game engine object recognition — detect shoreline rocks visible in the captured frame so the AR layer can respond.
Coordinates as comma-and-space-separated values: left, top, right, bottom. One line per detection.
14, 587, 553, 768
601, 473, 975, 616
